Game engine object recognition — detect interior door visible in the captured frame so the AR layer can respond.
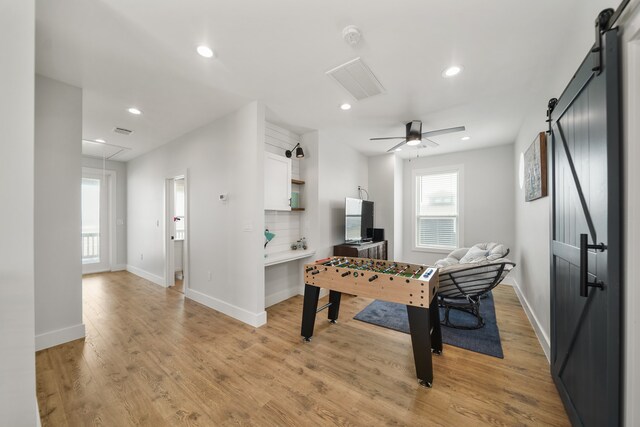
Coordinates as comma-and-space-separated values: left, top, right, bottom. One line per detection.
82, 172, 110, 274
548, 27, 621, 426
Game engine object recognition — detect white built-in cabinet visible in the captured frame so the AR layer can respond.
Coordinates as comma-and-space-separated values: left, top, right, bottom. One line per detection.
264, 152, 291, 211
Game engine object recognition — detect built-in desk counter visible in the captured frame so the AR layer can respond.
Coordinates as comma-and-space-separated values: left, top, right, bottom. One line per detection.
264, 249, 316, 267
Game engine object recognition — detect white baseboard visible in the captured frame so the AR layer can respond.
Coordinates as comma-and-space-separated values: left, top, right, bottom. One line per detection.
501, 277, 516, 286
36, 397, 42, 427
126, 264, 165, 287
511, 279, 550, 362
265, 287, 300, 308
185, 288, 267, 328
35, 323, 86, 351
111, 264, 126, 272
296, 285, 328, 299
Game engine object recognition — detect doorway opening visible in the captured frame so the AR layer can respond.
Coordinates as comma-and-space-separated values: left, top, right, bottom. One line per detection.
81, 168, 115, 274
165, 175, 188, 293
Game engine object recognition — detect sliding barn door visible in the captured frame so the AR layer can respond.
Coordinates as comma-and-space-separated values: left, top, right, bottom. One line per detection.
548, 27, 621, 426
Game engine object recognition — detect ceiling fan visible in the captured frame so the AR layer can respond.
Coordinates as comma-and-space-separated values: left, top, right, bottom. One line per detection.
370, 120, 466, 152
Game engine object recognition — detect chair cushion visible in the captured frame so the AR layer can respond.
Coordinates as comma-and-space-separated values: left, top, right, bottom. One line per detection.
434, 243, 509, 268
457, 242, 508, 264
459, 246, 490, 263
434, 247, 469, 268
478, 242, 509, 261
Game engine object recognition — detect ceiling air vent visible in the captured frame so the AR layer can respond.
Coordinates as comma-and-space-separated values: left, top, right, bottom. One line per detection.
113, 127, 133, 136
326, 57, 385, 101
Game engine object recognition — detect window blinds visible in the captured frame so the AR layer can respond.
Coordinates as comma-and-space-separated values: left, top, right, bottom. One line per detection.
416, 171, 458, 248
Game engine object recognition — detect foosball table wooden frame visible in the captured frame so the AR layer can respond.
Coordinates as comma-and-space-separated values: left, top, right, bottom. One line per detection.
300, 256, 442, 387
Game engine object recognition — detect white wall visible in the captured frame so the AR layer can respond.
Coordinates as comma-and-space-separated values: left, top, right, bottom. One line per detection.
127, 102, 266, 326
314, 131, 369, 260
393, 156, 404, 260
619, 2, 640, 425
82, 157, 127, 269
0, 0, 38, 423
368, 154, 395, 256
402, 144, 515, 266
511, 0, 616, 360
34, 75, 85, 351
366, 154, 406, 262
300, 131, 319, 254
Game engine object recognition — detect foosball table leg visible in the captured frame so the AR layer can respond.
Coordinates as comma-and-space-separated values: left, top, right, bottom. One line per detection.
328, 290, 342, 324
406, 305, 434, 388
301, 284, 320, 342
430, 294, 443, 355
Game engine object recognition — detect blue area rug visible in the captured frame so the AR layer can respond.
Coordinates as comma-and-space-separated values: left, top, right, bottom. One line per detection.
353, 293, 504, 358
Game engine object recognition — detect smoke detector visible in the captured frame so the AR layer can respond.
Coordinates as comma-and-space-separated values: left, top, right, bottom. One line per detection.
342, 25, 362, 47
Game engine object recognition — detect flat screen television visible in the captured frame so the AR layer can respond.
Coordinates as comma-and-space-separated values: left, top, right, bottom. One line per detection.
345, 197, 374, 243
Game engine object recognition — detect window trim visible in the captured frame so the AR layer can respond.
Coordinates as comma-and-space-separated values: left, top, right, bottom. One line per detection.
412, 165, 464, 253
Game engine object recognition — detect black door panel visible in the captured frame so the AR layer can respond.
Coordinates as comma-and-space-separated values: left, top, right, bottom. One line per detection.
549, 28, 620, 426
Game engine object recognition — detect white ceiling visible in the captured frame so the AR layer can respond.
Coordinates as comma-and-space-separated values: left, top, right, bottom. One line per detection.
82, 139, 131, 160
35, 0, 610, 161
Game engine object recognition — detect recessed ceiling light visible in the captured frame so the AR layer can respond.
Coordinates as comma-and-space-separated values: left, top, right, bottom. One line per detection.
395, 148, 402, 152
128, 107, 142, 115
95, 138, 106, 143
461, 136, 471, 141
197, 45, 215, 58
442, 65, 463, 78
340, 103, 352, 111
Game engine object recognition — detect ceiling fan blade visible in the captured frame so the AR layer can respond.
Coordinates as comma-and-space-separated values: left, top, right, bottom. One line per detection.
370, 136, 405, 141
386, 140, 407, 153
423, 138, 439, 147
421, 126, 466, 138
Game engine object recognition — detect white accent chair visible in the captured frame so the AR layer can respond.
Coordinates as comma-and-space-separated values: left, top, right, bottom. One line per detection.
434, 243, 515, 329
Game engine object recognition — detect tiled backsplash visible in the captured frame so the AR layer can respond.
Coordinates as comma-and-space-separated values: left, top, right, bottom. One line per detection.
264, 211, 302, 255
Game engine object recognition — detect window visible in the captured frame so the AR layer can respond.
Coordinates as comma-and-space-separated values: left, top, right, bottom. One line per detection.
414, 168, 461, 250
81, 178, 101, 263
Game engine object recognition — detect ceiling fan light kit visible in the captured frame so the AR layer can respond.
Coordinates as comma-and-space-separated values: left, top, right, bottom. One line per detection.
370, 120, 466, 152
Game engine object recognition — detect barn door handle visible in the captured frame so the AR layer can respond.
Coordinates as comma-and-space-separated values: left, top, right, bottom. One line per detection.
579, 233, 606, 297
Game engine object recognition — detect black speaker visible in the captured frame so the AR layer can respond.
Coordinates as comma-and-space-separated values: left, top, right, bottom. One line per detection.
372, 228, 385, 242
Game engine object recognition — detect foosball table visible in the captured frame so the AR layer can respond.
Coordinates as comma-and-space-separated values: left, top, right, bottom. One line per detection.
300, 256, 442, 387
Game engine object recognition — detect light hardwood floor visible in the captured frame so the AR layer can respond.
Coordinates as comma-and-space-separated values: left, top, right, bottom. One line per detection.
171, 278, 184, 294
36, 271, 568, 426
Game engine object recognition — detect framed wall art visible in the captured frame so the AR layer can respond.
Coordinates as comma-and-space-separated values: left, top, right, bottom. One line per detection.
524, 132, 548, 202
